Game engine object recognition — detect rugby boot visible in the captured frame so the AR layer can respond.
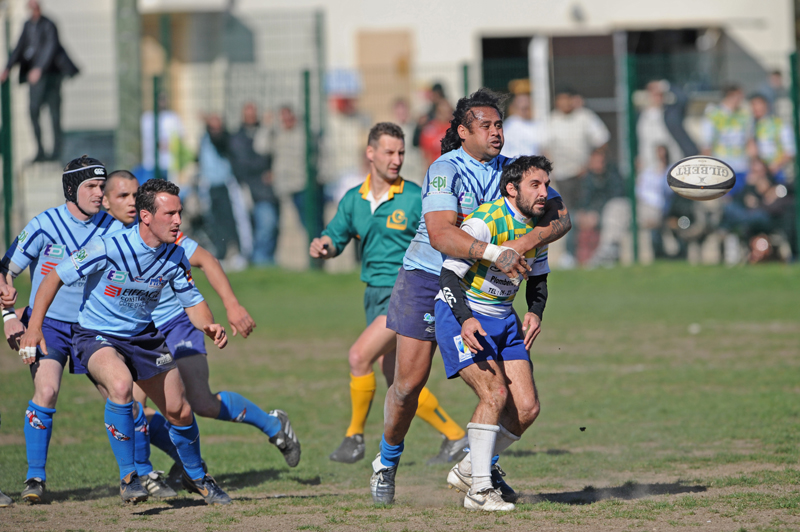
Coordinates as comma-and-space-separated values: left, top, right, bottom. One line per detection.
120, 472, 149, 504
21, 478, 46, 504
181, 472, 232, 505
446, 463, 471, 493
427, 435, 469, 465
329, 434, 365, 463
268, 409, 301, 467
141, 471, 177, 499
464, 488, 515, 512
491, 464, 517, 503
0, 488, 13, 507
167, 459, 207, 490
370, 453, 397, 504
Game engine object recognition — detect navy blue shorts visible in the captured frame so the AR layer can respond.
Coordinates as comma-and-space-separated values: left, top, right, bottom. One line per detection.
21, 307, 87, 375
72, 322, 175, 382
434, 299, 530, 379
159, 312, 207, 360
386, 268, 439, 342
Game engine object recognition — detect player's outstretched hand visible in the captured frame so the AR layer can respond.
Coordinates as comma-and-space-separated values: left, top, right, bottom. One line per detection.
203, 323, 228, 349
227, 303, 255, 338
0, 285, 17, 308
496, 243, 530, 282
18, 327, 46, 365
4, 316, 26, 351
461, 317, 486, 354
309, 237, 331, 259
522, 312, 542, 350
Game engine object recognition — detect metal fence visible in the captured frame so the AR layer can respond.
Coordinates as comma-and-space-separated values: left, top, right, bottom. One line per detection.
0, 7, 797, 270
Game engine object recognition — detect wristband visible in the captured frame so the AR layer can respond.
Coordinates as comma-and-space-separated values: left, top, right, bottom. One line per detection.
482, 243, 502, 262
3, 309, 16, 323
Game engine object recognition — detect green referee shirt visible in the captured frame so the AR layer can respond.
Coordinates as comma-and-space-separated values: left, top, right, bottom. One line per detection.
323, 174, 422, 287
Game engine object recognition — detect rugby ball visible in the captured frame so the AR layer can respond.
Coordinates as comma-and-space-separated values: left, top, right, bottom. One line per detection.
666, 156, 736, 201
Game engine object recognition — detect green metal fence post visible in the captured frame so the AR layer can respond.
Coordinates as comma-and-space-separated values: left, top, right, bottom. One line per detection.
790, 52, 800, 258
2, 14, 12, 248
153, 76, 161, 180
304, 70, 321, 270
625, 53, 639, 263
462, 63, 470, 97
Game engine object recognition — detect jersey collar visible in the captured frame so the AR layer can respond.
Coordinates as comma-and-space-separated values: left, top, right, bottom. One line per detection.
359, 173, 405, 200
458, 146, 498, 169
504, 197, 531, 224
132, 223, 164, 253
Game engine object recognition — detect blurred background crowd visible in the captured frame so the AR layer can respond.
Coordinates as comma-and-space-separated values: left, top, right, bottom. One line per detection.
0, 0, 797, 270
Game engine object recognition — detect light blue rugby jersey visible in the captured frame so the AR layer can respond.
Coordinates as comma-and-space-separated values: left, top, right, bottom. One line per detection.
55, 224, 204, 336
403, 147, 560, 275
151, 231, 199, 328
3, 204, 123, 322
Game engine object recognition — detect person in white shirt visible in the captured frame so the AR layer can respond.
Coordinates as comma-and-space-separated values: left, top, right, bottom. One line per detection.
500, 94, 546, 159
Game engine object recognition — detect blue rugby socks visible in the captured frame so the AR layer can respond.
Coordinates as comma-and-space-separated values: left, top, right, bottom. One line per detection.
148, 411, 181, 464
169, 417, 205, 480
133, 403, 154, 477
378, 434, 404, 469
217, 391, 280, 437
104, 399, 136, 480
24, 401, 55, 481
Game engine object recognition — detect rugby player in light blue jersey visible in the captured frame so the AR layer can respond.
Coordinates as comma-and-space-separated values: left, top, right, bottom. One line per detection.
0, 156, 124, 504
371, 89, 572, 504
102, 171, 299, 494
18, 179, 231, 505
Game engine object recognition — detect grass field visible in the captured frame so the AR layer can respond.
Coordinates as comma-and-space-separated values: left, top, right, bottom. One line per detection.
0, 262, 798, 531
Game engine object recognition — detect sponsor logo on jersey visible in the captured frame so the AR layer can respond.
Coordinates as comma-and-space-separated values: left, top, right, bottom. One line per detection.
133, 275, 165, 287
40, 261, 58, 276
442, 287, 457, 307
17, 230, 29, 243
95, 335, 112, 345
233, 409, 247, 423
104, 285, 122, 298
94, 167, 105, 176
174, 339, 193, 354
386, 209, 407, 230
43, 243, 66, 259
105, 423, 130, 441
26, 409, 46, 430
106, 270, 129, 284
423, 312, 436, 333
185, 269, 194, 285
459, 191, 476, 210
119, 288, 161, 310
430, 175, 447, 192
453, 335, 473, 363
156, 353, 173, 366
73, 249, 88, 262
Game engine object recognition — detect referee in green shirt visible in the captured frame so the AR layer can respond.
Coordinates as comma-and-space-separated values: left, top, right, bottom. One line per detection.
310, 122, 468, 465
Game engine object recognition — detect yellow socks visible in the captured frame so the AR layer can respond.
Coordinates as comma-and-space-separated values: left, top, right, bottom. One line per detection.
345, 372, 377, 437
415, 387, 466, 441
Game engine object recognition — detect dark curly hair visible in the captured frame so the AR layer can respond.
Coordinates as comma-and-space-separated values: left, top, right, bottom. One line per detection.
500, 155, 553, 198
136, 178, 180, 215
440, 88, 506, 155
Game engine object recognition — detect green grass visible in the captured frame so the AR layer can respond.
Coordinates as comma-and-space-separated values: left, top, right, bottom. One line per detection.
0, 262, 799, 530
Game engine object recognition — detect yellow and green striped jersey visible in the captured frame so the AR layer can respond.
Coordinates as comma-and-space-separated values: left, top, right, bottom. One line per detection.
438, 197, 549, 319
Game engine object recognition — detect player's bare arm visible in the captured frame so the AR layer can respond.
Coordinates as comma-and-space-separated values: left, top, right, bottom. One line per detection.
189, 245, 255, 338
309, 235, 338, 259
18, 269, 65, 363
184, 301, 228, 349
501, 196, 571, 256
426, 210, 528, 279
0, 262, 24, 350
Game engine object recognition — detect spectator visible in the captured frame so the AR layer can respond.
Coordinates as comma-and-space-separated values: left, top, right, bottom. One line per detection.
418, 99, 453, 166
198, 114, 246, 269
1, 0, 79, 162
574, 149, 625, 265
392, 98, 424, 184
270, 105, 308, 226
413, 82, 447, 149
546, 87, 610, 264
747, 93, 795, 183
501, 93, 546, 158
637, 80, 683, 173
700, 84, 751, 196
140, 92, 186, 183
229, 102, 278, 266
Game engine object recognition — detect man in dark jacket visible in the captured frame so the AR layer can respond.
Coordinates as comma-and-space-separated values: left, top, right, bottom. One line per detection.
228, 103, 278, 265
1, 1, 79, 162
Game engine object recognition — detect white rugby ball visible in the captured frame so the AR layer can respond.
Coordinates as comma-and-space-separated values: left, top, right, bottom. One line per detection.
666, 156, 736, 201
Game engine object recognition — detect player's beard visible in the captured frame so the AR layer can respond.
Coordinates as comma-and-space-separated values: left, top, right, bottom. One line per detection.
516, 194, 545, 219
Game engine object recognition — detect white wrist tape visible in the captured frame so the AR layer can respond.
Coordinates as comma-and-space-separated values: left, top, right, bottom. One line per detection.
482, 244, 502, 263
3, 309, 16, 323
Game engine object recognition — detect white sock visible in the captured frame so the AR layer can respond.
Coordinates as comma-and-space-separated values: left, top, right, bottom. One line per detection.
466, 422, 498, 493
494, 424, 521, 455
459, 424, 521, 476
